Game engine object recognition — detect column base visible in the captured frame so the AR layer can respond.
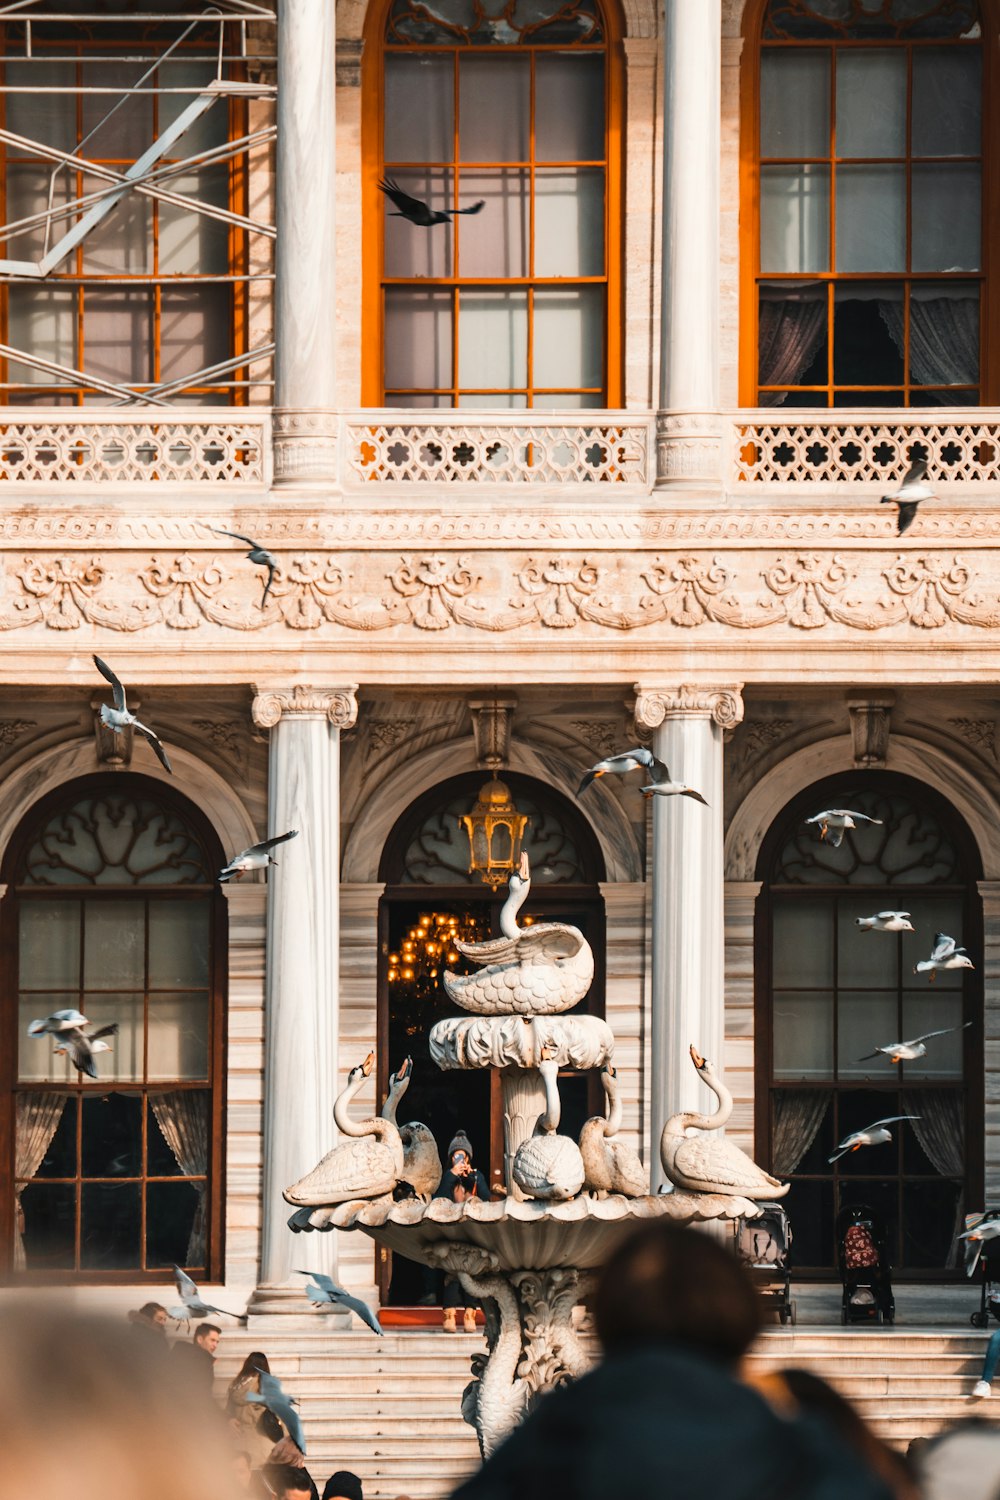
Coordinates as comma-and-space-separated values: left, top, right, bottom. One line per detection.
653, 410, 724, 493
272, 408, 341, 489
246, 1283, 351, 1330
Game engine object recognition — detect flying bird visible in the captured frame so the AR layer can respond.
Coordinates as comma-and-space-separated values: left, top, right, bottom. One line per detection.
296, 1270, 383, 1335
829, 1116, 920, 1164
52, 1022, 119, 1080
378, 176, 485, 227
576, 746, 707, 804
168, 1266, 248, 1324
218, 830, 299, 883
855, 911, 913, 933
27, 1008, 89, 1035
804, 808, 883, 848
914, 932, 975, 981
245, 1369, 306, 1455
959, 1217, 1000, 1277
857, 1020, 971, 1064
208, 527, 278, 608
880, 457, 936, 535
93, 656, 172, 773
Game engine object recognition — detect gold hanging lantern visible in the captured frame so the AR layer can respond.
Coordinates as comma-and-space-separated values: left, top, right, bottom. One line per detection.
459, 777, 529, 891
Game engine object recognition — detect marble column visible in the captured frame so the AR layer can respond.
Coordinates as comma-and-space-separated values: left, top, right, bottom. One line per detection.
273, 0, 339, 485
655, 0, 722, 490
634, 684, 743, 1189
252, 685, 358, 1286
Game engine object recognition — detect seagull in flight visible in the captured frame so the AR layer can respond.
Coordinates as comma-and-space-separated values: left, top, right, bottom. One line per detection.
52, 1022, 119, 1079
914, 932, 975, 981
881, 457, 936, 535
855, 911, 914, 933
804, 808, 882, 848
857, 1020, 971, 1064
245, 1369, 306, 1455
576, 746, 707, 804
168, 1266, 248, 1324
379, 177, 485, 227
26, 1008, 89, 1035
296, 1271, 384, 1335
93, 656, 172, 773
829, 1116, 920, 1163
959, 1217, 1000, 1277
218, 830, 298, 883
209, 527, 277, 608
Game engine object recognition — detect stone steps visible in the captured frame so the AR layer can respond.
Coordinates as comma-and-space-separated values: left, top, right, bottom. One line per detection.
215, 1323, 994, 1500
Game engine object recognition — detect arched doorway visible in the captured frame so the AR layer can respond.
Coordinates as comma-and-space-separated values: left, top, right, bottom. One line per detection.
754, 771, 983, 1275
0, 773, 227, 1281
377, 770, 606, 1304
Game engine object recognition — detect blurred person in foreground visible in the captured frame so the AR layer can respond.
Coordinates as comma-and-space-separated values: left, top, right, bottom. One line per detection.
126, 1300, 169, 1356
910, 1419, 1000, 1500
228, 1352, 285, 1467
451, 1222, 895, 1500
0, 1303, 243, 1500
262, 1463, 317, 1500
749, 1367, 918, 1500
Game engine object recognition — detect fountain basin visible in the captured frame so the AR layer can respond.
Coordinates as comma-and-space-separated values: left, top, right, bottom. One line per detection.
430, 1013, 613, 1071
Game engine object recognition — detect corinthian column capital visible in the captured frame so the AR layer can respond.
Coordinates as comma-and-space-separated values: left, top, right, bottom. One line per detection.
633, 683, 744, 732
252, 684, 359, 730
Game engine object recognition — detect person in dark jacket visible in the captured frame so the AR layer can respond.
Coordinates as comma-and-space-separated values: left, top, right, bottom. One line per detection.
171, 1321, 220, 1397
450, 1222, 896, 1500
436, 1129, 488, 1332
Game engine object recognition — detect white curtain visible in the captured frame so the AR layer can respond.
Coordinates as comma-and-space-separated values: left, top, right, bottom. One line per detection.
772, 1090, 831, 1177
149, 1090, 209, 1267
910, 1090, 965, 1268
879, 293, 979, 393
14, 1092, 66, 1271
757, 288, 827, 400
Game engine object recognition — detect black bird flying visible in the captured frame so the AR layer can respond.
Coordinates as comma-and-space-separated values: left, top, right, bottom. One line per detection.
379, 177, 485, 227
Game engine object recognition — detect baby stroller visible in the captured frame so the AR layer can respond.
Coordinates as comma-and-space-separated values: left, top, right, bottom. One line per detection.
966, 1211, 1000, 1328
836, 1203, 894, 1326
735, 1204, 794, 1325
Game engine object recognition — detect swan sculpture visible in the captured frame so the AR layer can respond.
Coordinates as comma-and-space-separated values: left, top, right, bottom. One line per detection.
512, 1047, 585, 1201
659, 1045, 789, 1200
381, 1054, 442, 1201
579, 1065, 647, 1198
444, 852, 594, 1016
283, 1052, 404, 1207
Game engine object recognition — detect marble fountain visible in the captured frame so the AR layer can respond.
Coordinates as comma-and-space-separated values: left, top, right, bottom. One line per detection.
284, 853, 787, 1458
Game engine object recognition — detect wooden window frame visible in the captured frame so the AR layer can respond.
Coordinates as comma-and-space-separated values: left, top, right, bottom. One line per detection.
0, 17, 251, 407
739, 0, 999, 407
753, 770, 984, 1279
0, 773, 229, 1284
360, 0, 624, 408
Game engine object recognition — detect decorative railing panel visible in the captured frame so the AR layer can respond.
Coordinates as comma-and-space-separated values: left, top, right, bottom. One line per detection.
731, 410, 1000, 491
344, 413, 653, 487
0, 411, 270, 487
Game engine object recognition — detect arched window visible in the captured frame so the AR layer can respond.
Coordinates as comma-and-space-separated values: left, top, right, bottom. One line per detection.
743, 0, 988, 407
0, 4, 257, 404
376, 771, 605, 1305
1, 776, 227, 1280
362, 0, 622, 408
755, 773, 982, 1274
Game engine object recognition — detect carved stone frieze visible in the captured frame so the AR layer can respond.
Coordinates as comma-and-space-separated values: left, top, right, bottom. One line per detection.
0, 717, 36, 752
949, 718, 998, 761
271, 408, 339, 485
365, 717, 417, 759
655, 411, 723, 489
190, 718, 251, 782
732, 718, 796, 781
251, 685, 359, 730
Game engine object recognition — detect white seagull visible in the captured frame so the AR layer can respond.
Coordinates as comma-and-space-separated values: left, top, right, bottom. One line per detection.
805, 808, 883, 848
27, 1008, 89, 1035
208, 527, 278, 609
914, 932, 975, 981
959, 1218, 1000, 1277
218, 830, 299, 882
829, 1116, 920, 1164
93, 656, 172, 773
880, 457, 936, 536
52, 1022, 119, 1080
245, 1369, 306, 1455
168, 1265, 248, 1324
855, 911, 914, 933
576, 746, 707, 805
857, 1021, 971, 1064
296, 1270, 384, 1335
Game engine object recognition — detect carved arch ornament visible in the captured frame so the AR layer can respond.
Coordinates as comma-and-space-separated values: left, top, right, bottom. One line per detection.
724, 733, 1000, 882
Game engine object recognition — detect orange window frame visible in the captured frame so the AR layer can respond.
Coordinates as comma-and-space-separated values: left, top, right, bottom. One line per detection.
0, 19, 251, 408
738, 0, 1000, 408
360, 0, 624, 408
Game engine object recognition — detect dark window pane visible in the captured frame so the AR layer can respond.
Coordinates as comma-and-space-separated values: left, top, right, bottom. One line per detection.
915, 388, 979, 406
20, 1182, 76, 1270
833, 285, 904, 385
902, 1177, 962, 1269
146, 1181, 202, 1269
33, 1096, 77, 1177
785, 1179, 835, 1269
758, 389, 829, 407
81, 1092, 141, 1178
832, 389, 906, 406
81, 1182, 141, 1269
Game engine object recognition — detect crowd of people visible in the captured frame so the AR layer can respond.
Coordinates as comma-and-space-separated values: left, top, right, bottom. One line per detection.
4, 1222, 1000, 1500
